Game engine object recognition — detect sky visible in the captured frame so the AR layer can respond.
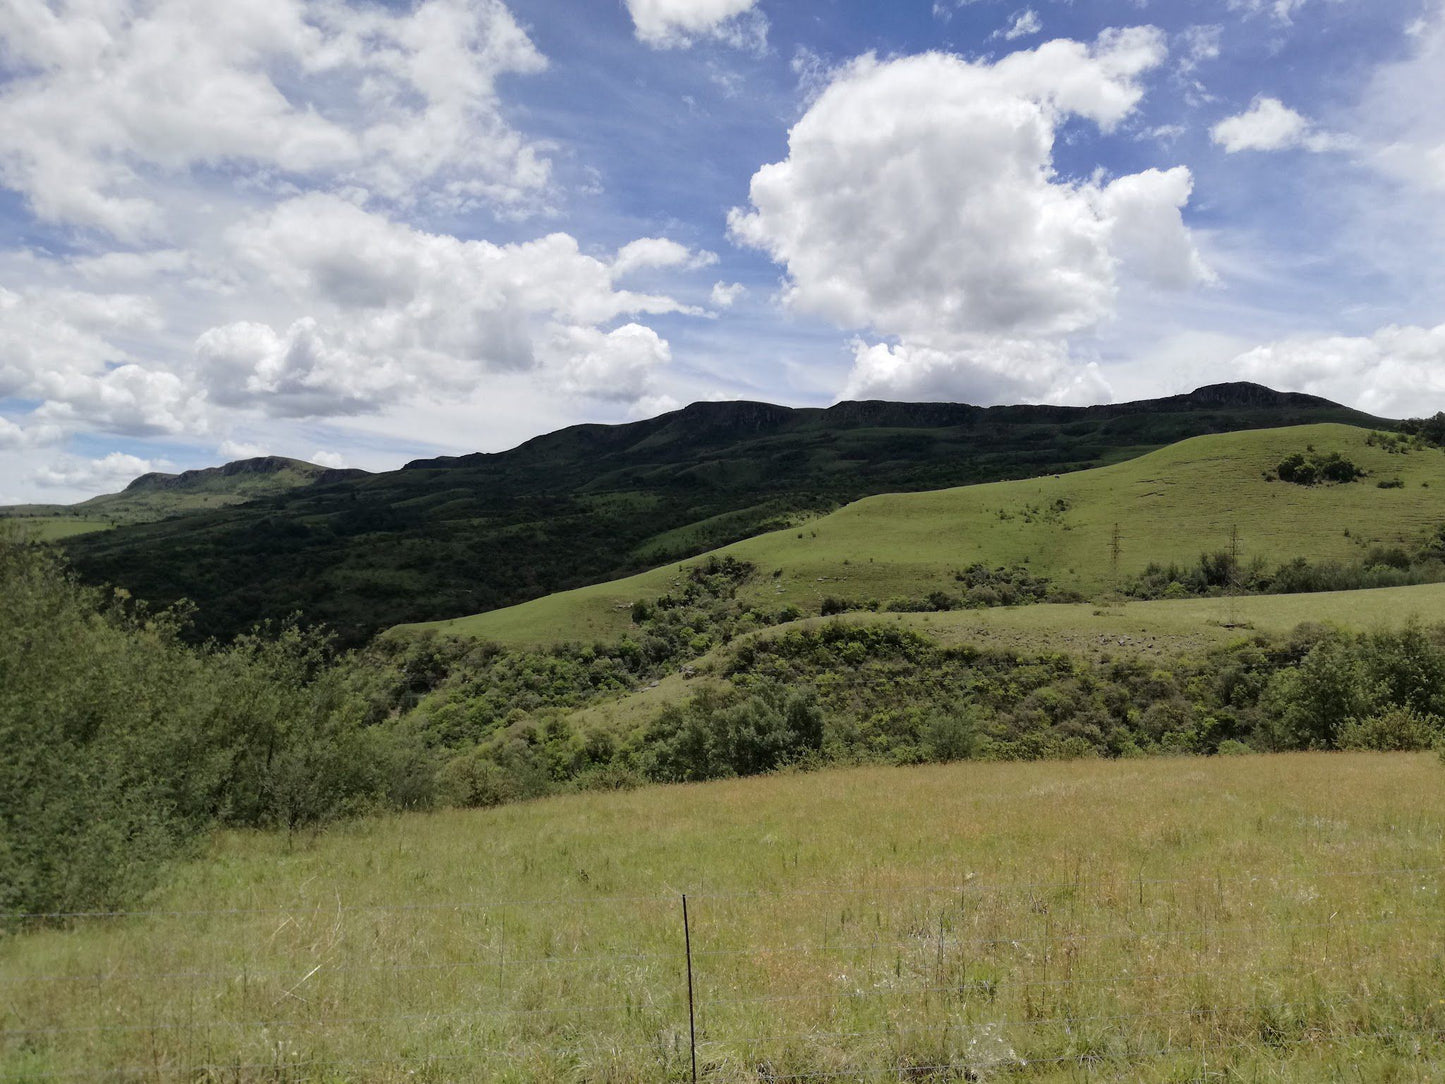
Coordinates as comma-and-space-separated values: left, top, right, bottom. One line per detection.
2, 0, 1445, 502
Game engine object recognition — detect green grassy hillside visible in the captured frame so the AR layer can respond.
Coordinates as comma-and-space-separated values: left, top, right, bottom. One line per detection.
5, 753, 1441, 1081
61, 384, 1386, 644
409, 423, 1445, 647
3, 516, 115, 541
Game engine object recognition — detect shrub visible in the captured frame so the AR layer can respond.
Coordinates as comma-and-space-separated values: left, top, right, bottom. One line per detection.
1338, 707, 1442, 752
1276, 451, 1364, 486
643, 684, 825, 783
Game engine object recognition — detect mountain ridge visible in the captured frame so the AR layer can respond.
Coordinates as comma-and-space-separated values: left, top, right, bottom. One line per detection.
60, 383, 1391, 644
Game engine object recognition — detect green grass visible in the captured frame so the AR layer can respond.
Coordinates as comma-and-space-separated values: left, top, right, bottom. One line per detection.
807, 580, 1445, 658
400, 424, 1445, 647
0, 516, 115, 541
4, 752, 1442, 1080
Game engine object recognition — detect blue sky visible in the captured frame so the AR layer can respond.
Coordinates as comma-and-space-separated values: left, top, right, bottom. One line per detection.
2, 0, 1444, 501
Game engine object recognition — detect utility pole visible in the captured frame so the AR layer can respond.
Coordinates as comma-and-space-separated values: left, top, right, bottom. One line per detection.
1110, 522, 1122, 588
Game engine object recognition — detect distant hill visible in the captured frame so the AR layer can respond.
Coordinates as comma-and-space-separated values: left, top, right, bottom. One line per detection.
61, 383, 1388, 645
2, 457, 367, 538
410, 422, 1442, 647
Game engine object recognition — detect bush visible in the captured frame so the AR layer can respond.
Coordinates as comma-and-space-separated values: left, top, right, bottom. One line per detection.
1338, 707, 1442, 752
1276, 451, 1364, 486
643, 684, 824, 782
0, 535, 412, 918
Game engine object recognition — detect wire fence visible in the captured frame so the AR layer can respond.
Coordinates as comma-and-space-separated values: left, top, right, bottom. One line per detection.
3, 863, 1442, 1081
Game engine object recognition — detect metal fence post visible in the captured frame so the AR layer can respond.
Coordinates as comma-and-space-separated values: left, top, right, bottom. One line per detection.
683, 893, 698, 1083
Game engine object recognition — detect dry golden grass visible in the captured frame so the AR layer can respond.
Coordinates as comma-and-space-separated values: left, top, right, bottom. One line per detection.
3, 752, 1443, 1081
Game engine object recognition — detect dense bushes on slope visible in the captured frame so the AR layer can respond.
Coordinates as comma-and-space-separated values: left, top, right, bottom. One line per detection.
9, 530, 1445, 920
0, 535, 432, 919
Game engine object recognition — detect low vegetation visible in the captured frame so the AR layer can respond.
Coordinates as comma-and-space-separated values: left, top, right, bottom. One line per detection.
1122, 528, 1445, 599
10, 529, 1445, 921
0, 536, 431, 919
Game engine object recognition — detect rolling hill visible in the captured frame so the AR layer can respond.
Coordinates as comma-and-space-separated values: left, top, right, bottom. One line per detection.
403, 423, 1445, 646
1, 456, 367, 538
59, 383, 1385, 644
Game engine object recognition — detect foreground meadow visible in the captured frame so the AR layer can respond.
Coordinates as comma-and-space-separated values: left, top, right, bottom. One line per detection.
3, 752, 1442, 1081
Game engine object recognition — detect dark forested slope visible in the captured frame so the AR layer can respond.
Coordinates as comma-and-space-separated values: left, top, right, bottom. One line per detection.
64, 383, 1385, 644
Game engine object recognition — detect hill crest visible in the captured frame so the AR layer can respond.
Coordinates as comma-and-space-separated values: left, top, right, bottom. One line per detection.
61, 385, 1392, 644
123, 456, 368, 493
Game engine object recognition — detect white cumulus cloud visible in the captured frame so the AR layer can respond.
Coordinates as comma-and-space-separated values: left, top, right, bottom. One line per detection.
613, 237, 718, 277
1211, 96, 1345, 153
0, 415, 62, 450
1231, 323, 1445, 418
33, 451, 165, 490
728, 30, 1208, 404
0, 285, 204, 436
710, 281, 747, 308
197, 195, 697, 416
625, 0, 767, 50
0, 0, 550, 239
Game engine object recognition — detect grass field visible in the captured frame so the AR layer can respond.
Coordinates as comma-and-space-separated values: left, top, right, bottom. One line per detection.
400, 424, 1445, 647
0, 516, 114, 542
3, 752, 1442, 1081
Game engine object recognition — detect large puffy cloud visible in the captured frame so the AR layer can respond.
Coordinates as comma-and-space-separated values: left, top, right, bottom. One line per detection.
0, 0, 549, 238
1231, 323, 1445, 418
548, 323, 672, 400
0, 287, 152, 397
842, 339, 1111, 405
32, 364, 206, 436
0, 415, 61, 450
625, 0, 767, 50
0, 286, 204, 436
33, 451, 167, 491
728, 30, 1208, 403
196, 195, 704, 416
